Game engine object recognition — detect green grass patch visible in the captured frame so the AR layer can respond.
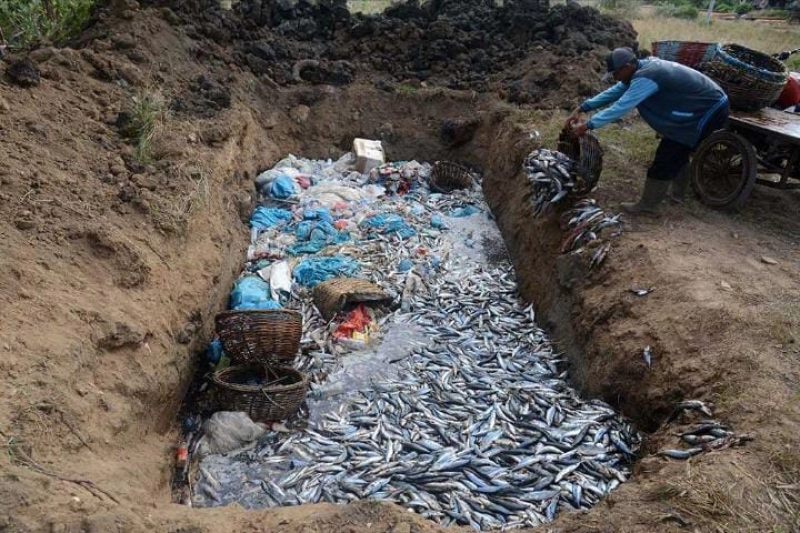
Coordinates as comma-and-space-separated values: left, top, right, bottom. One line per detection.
0, 0, 95, 48
122, 89, 168, 164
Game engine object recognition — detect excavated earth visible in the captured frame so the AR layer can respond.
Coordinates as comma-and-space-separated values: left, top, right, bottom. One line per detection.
1, 1, 799, 532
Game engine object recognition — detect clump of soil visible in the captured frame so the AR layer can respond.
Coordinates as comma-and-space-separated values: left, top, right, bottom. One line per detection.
144, 0, 636, 105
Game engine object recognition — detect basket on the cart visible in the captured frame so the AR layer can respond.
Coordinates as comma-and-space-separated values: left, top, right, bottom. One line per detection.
652, 40, 718, 69
702, 43, 788, 112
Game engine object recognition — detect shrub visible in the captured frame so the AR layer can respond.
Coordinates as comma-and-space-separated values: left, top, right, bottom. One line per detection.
734, 2, 752, 15
657, 2, 699, 18
0, 0, 95, 48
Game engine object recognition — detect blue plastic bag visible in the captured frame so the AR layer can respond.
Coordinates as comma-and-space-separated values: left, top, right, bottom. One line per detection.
361, 213, 416, 239
397, 259, 414, 272
250, 207, 293, 229
270, 175, 296, 199
229, 276, 282, 310
449, 205, 481, 217
431, 214, 447, 229
293, 257, 360, 287
303, 207, 333, 224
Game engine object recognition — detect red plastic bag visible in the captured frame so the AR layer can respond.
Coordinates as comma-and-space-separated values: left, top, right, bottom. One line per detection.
778, 75, 800, 108
332, 303, 372, 339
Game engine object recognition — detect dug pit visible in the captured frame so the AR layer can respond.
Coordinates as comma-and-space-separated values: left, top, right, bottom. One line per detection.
4, 1, 795, 532
184, 152, 641, 530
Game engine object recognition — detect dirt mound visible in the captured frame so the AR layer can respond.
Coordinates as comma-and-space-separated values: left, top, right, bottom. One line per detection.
145, 0, 636, 105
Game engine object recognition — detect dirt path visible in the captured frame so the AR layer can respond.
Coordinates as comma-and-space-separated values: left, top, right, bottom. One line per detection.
0, 2, 798, 532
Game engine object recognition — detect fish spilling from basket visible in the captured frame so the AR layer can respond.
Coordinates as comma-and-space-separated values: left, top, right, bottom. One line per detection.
189, 152, 640, 530
525, 129, 604, 217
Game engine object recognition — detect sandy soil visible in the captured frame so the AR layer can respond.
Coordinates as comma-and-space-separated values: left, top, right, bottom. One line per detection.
0, 2, 798, 533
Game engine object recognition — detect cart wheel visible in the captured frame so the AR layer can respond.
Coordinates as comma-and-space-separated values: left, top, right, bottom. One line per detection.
691, 131, 757, 211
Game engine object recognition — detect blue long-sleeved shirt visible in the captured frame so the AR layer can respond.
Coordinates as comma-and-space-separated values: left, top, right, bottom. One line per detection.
579, 58, 728, 147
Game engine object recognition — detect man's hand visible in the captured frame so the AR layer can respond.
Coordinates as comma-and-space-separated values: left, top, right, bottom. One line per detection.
571, 122, 590, 137
564, 107, 584, 130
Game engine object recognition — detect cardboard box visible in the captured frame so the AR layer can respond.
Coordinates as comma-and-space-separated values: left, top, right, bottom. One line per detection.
352, 138, 385, 174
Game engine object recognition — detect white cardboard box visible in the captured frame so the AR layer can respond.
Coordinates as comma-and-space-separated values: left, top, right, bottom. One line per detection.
353, 138, 385, 174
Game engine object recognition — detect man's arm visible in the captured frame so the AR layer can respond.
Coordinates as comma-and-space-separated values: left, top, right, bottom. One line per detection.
587, 77, 659, 130
580, 82, 628, 112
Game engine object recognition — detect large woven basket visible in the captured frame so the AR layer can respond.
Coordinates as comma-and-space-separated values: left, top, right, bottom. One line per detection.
703, 43, 788, 111
652, 40, 718, 69
556, 129, 603, 194
313, 277, 391, 321
212, 364, 308, 423
215, 309, 302, 366
429, 161, 474, 193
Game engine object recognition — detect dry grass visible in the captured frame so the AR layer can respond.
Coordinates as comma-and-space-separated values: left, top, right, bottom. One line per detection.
645, 460, 800, 532
633, 16, 800, 70
148, 165, 210, 235
347, 0, 392, 14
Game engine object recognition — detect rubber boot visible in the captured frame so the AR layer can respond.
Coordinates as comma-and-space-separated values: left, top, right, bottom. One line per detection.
620, 178, 670, 215
669, 164, 691, 204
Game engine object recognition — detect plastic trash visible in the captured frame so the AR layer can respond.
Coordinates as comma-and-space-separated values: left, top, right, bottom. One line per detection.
303, 207, 333, 224
293, 256, 360, 287
431, 214, 447, 229
269, 260, 292, 301
361, 213, 416, 239
270, 175, 296, 199
206, 337, 224, 364
229, 276, 282, 310
197, 412, 268, 456
397, 259, 414, 272
249, 207, 293, 229
333, 303, 372, 340
449, 205, 481, 217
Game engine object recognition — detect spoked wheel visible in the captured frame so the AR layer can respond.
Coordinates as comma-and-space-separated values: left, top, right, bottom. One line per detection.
691, 130, 757, 211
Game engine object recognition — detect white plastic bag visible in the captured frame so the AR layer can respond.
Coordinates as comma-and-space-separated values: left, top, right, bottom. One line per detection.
197, 412, 267, 456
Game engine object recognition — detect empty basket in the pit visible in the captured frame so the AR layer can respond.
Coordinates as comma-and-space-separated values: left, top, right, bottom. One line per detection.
702, 43, 788, 111
556, 129, 603, 194
215, 309, 302, 366
429, 161, 474, 193
212, 364, 308, 423
313, 277, 392, 321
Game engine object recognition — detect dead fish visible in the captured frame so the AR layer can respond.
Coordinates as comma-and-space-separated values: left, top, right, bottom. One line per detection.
642, 346, 653, 369
630, 287, 655, 297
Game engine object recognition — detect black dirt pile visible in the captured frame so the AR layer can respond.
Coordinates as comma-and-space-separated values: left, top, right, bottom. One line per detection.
145, 0, 637, 106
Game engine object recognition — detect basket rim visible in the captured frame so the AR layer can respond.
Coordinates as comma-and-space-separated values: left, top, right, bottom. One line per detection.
714, 43, 787, 78
216, 308, 302, 319
212, 364, 308, 394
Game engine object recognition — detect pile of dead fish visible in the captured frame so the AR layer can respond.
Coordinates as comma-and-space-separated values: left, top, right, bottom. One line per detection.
560, 199, 623, 268
524, 148, 578, 216
196, 260, 641, 528
192, 153, 641, 529
658, 400, 752, 460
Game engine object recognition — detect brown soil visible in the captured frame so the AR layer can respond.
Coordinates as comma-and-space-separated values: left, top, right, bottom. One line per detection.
1, 2, 799, 533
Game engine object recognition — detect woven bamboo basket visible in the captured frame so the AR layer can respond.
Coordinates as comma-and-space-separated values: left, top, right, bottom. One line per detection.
556, 129, 603, 194
652, 40, 718, 69
313, 277, 391, 321
212, 364, 308, 423
215, 309, 302, 366
702, 43, 788, 111
429, 161, 474, 193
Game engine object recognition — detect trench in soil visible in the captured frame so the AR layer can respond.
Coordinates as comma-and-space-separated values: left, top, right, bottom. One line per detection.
168, 88, 659, 528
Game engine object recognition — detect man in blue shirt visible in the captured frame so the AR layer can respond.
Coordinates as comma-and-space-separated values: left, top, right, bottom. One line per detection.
566, 47, 730, 214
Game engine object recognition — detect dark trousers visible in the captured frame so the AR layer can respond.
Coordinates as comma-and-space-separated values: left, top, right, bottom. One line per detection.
647, 102, 730, 181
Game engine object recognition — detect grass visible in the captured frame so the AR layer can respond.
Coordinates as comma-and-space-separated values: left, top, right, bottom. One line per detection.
633, 16, 800, 70
347, 0, 392, 14
123, 88, 168, 164
0, 0, 95, 48
149, 166, 210, 235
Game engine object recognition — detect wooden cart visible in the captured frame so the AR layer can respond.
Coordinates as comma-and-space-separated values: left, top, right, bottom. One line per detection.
690, 107, 800, 210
